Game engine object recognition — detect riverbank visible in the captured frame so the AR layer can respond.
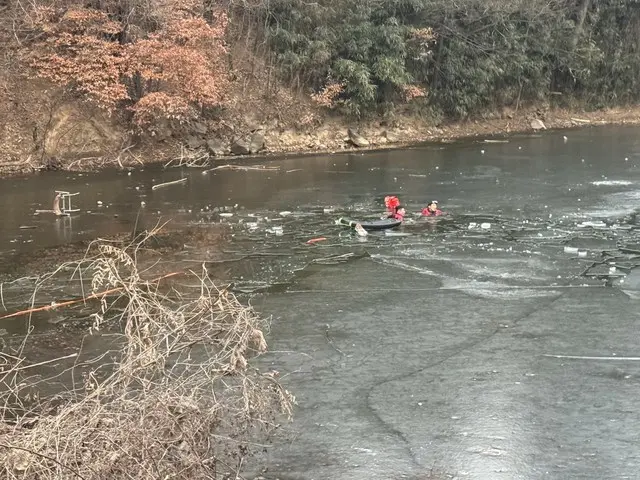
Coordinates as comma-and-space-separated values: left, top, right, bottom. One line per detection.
3, 99, 640, 178
257, 104, 640, 156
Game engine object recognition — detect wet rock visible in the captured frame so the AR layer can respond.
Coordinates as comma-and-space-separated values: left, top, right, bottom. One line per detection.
348, 128, 370, 147
186, 135, 205, 150
230, 138, 251, 155
249, 131, 265, 154
530, 118, 546, 130
206, 138, 226, 156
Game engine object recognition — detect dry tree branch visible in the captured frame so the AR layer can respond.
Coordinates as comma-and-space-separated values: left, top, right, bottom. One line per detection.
0, 443, 90, 480
0, 232, 294, 480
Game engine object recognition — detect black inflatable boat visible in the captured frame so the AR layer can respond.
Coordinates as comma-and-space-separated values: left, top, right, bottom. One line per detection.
337, 217, 402, 231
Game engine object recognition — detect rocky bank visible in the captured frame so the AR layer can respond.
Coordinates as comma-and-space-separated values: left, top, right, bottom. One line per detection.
3, 76, 640, 177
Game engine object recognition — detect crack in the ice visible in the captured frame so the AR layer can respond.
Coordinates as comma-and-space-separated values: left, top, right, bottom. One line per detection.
362, 293, 565, 468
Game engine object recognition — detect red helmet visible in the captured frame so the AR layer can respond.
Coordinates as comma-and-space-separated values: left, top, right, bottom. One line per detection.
384, 196, 400, 210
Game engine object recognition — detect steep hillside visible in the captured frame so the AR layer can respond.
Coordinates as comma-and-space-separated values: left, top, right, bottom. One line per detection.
2, 0, 640, 175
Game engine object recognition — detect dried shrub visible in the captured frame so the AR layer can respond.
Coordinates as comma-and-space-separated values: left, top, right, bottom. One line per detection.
410, 27, 437, 44
25, 2, 230, 127
28, 8, 129, 111
311, 82, 345, 108
130, 91, 195, 125
0, 237, 294, 479
126, 16, 229, 126
402, 84, 428, 102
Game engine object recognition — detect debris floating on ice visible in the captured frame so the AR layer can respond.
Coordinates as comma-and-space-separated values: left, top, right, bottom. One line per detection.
577, 221, 607, 229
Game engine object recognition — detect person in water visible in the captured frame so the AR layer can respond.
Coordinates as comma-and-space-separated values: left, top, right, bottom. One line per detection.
422, 200, 443, 217
389, 205, 406, 221
384, 195, 400, 216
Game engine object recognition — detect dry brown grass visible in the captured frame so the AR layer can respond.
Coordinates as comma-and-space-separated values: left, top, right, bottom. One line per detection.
0, 235, 294, 479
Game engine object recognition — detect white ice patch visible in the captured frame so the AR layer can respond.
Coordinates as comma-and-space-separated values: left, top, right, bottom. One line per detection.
609, 190, 640, 202
590, 180, 633, 186
440, 279, 560, 299
373, 255, 557, 299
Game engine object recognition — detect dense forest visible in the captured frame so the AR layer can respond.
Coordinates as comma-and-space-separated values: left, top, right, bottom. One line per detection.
2, 0, 640, 128
252, 0, 639, 118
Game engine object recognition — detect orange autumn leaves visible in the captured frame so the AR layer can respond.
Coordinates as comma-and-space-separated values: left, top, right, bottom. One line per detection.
28, 5, 229, 127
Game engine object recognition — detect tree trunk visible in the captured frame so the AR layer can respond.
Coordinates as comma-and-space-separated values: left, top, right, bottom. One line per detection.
569, 0, 591, 51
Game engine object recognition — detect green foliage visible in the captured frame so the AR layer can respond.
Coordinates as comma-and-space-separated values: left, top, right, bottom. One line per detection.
251, 0, 640, 119
262, 0, 423, 117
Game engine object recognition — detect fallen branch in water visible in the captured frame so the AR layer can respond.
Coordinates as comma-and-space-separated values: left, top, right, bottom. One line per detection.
0, 272, 183, 321
151, 177, 188, 190
206, 164, 279, 172
165, 146, 209, 168
1, 353, 79, 373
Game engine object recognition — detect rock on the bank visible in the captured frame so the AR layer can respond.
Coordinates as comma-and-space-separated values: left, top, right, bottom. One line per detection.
249, 131, 265, 154
382, 130, 399, 143
229, 132, 266, 155
186, 135, 206, 149
348, 128, 370, 147
193, 121, 208, 135
206, 138, 226, 156
230, 138, 251, 155
530, 118, 546, 130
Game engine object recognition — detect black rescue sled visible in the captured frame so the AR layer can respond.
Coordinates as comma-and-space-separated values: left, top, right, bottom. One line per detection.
337, 217, 401, 231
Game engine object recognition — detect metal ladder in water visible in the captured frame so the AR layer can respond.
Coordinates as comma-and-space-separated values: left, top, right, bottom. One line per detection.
55, 191, 80, 216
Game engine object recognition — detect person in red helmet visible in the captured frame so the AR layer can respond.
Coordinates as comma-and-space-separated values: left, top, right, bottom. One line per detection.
422, 200, 443, 217
389, 205, 406, 221
384, 195, 400, 216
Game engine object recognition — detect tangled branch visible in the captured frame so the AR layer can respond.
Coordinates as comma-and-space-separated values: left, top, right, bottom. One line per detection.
0, 237, 294, 479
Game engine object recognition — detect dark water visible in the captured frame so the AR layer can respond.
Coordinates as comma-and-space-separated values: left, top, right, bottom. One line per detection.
3, 126, 640, 479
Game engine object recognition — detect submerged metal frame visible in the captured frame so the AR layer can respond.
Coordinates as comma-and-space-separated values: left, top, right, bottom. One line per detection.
55, 191, 80, 215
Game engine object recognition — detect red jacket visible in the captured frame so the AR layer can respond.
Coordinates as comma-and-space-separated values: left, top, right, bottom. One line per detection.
422, 208, 443, 216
